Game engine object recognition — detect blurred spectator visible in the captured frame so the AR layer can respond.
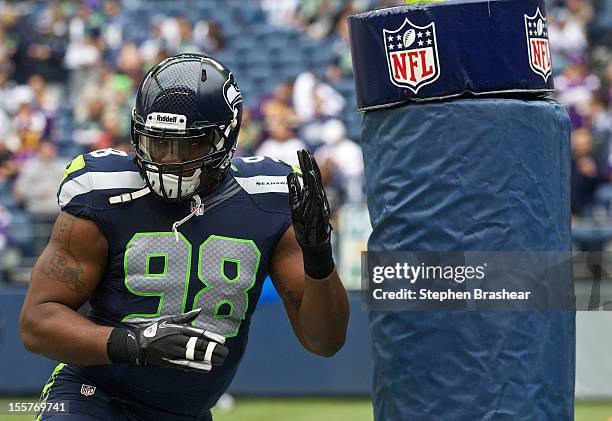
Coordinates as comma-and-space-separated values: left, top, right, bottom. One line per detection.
0, 142, 17, 183
11, 86, 47, 155
74, 96, 106, 146
11, 7, 67, 83
0, 106, 13, 148
140, 20, 167, 66
571, 127, 608, 216
256, 80, 299, 127
261, 0, 300, 28
555, 58, 601, 128
193, 20, 225, 54
176, 18, 199, 54
68, 3, 92, 44
64, 30, 102, 71
326, 2, 354, 80
13, 142, 65, 217
0, 68, 16, 111
298, 94, 340, 147
587, 0, 612, 46
116, 41, 144, 82
255, 118, 306, 166
565, 0, 593, 25
604, 62, 612, 105
0, 26, 10, 56
293, 71, 344, 123
314, 119, 364, 203
159, 16, 182, 51
94, 111, 123, 150
548, 8, 587, 58
587, 93, 612, 152
28, 74, 60, 116
13, 142, 66, 252
300, 0, 341, 39
64, 30, 103, 111
0, 204, 12, 251
101, 0, 125, 55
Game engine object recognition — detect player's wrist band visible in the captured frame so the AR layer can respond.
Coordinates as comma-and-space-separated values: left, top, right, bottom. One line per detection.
301, 240, 335, 280
107, 328, 137, 364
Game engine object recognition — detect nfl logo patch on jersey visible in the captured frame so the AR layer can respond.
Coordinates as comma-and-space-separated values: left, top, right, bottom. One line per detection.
383, 18, 440, 93
80, 384, 96, 397
524, 7, 552, 81
191, 198, 204, 216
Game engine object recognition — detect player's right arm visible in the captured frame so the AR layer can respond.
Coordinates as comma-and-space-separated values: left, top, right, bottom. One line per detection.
19, 211, 113, 365
20, 152, 229, 371
20, 210, 229, 370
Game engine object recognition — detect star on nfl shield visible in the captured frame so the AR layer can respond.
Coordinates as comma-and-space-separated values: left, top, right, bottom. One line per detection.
383, 18, 440, 94
524, 8, 552, 81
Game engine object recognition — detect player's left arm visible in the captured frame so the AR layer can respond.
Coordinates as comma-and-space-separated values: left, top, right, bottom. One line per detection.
269, 150, 349, 357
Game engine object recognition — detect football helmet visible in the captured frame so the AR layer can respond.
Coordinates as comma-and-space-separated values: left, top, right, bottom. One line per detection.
131, 53, 242, 201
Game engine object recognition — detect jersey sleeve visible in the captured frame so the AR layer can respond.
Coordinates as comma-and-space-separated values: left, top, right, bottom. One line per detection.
57, 150, 146, 236
230, 156, 301, 237
57, 154, 96, 219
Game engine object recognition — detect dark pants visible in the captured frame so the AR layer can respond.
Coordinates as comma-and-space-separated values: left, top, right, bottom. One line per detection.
38, 364, 213, 421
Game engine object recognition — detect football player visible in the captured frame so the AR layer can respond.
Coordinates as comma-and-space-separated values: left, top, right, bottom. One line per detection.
19, 53, 349, 421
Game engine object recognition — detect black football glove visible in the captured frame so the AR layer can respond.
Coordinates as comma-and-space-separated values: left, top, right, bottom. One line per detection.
287, 149, 335, 279
107, 308, 229, 372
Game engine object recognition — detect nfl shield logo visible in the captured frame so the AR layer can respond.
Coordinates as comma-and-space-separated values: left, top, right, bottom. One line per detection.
383, 18, 440, 94
80, 384, 96, 396
191, 198, 204, 216
524, 8, 552, 81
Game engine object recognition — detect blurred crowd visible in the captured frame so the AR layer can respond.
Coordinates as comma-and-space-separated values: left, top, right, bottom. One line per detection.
0, 0, 394, 277
0, 0, 609, 279
546, 0, 612, 220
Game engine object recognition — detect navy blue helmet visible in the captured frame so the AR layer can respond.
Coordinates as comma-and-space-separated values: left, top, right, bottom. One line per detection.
131, 53, 242, 201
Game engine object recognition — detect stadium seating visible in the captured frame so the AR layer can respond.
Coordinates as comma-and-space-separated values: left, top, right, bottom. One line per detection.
2, 0, 360, 272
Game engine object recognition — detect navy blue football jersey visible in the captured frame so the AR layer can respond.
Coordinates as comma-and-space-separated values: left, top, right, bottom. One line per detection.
57, 148, 297, 417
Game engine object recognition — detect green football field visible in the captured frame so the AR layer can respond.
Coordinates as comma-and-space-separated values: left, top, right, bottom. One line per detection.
0, 398, 611, 420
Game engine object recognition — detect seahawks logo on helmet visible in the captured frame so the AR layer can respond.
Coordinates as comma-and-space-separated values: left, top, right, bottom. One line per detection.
223, 74, 242, 112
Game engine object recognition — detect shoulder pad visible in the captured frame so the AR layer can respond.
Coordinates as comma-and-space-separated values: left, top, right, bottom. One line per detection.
231, 156, 300, 177
230, 156, 300, 195
58, 149, 145, 210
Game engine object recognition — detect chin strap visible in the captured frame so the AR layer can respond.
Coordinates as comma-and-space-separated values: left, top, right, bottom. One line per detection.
108, 187, 151, 204
172, 194, 202, 242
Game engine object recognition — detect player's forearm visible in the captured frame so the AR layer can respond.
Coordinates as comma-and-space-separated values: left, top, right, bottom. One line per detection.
298, 269, 349, 357
20, 301, 112, 365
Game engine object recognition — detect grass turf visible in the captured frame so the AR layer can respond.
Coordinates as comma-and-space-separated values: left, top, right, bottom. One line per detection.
0, 398, 610, 420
